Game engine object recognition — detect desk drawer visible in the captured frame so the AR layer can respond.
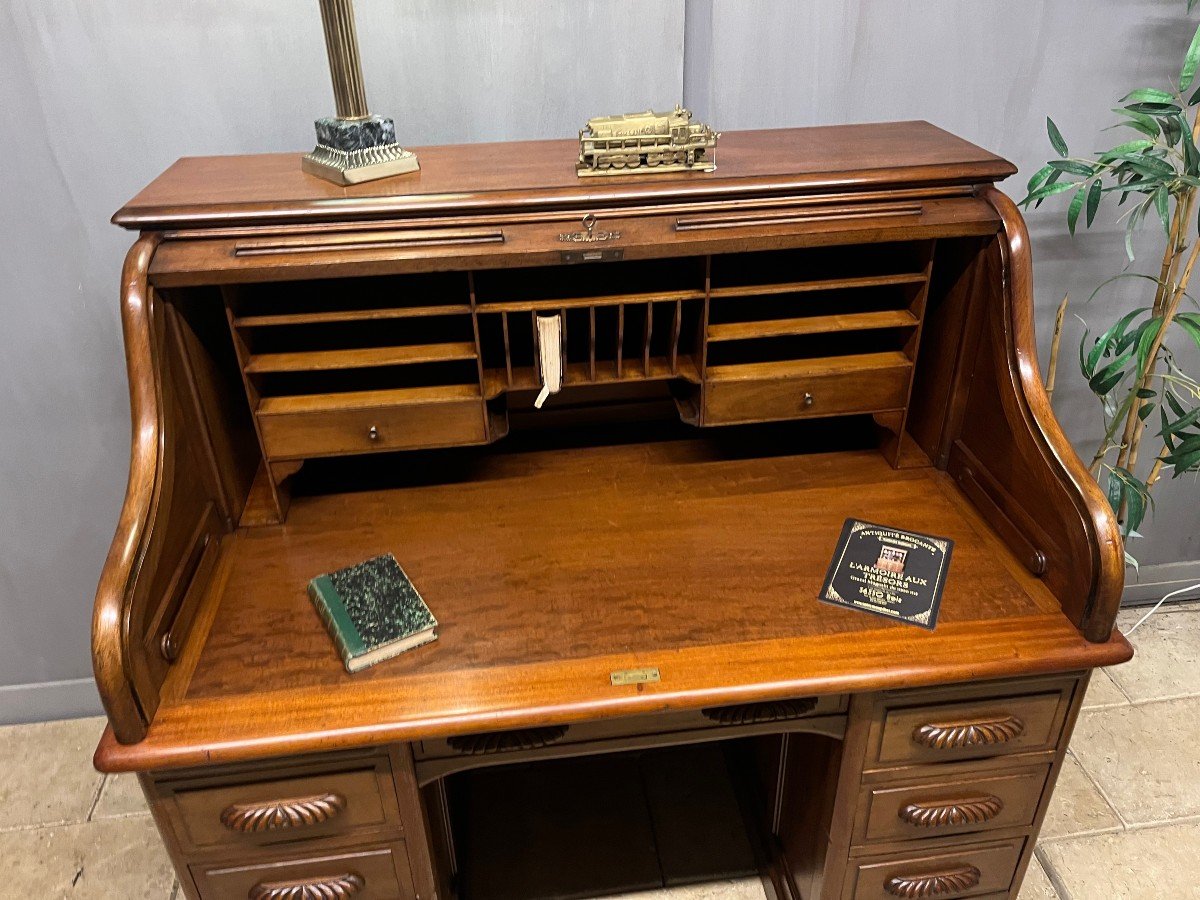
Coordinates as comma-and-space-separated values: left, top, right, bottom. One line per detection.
703, 356, 912, 426
855, 766, 1049, 846
846, 837, 1024, 900
870, 689, 1069, 769
192, 840, 414, 900
160, 756, 401, 851
258, 395, 485, 460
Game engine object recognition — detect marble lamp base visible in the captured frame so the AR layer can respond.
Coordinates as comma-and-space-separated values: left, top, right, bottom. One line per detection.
302, 114, 420, 185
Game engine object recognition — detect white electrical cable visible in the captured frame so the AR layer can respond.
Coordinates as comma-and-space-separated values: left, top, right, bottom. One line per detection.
1121, 581, 1200, 636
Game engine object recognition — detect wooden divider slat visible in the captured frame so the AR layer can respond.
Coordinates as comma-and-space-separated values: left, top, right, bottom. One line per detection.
616, 304, 625, 378
643, 303, 653, 376
500, 311, 513, 387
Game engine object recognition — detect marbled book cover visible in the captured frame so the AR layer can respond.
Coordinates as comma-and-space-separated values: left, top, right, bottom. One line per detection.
308, 553, 438, 673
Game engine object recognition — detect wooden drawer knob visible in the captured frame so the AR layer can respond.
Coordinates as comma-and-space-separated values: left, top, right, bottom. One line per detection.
912, 714, 1025, 750
898, 795, 1004, 828
446, 724, 569, 755
884, 864, 981, 897
249, 872, 364, 899
220, 792, 347, 833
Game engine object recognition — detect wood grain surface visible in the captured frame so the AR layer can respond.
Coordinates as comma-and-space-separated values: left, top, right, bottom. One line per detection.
95, 437, 1129, 772
114, 123, 1015, 230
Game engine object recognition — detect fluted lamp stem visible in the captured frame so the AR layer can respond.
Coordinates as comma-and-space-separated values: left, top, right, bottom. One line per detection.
319, 0, 369, 119
302, 0, 419, 184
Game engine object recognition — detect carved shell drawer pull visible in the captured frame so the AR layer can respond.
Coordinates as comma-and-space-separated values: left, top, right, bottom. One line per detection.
701, 697, 818, 726
884, 864, 981, 898
899, 795, 1004, 828
446, 724, 569, 755
249, 872, 364, 900
911, 714, 1025, 750
220, 792, 347, 833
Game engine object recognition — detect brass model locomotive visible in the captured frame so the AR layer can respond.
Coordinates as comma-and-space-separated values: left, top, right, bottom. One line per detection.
576, 106, 719, 176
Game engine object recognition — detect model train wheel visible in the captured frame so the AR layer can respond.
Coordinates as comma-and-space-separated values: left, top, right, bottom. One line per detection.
626, 154, 641, 167
647, 153, 661, 167
611, 157, 626, 168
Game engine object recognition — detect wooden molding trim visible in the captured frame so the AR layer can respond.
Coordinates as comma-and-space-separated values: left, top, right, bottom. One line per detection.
911, 714, 1025, 750
91, 234, 163, 745
219, 791, 347, 832
884, 865, 981, 898
445, 725, 569, 755
978, 187, 1124, 641
898, 795, 1004, 828
675, 202, 922, 231
701, 698, 818, 725
249, 872, 364, 899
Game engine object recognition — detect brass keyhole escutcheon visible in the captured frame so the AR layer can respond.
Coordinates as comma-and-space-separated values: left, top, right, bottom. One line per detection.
368, 426, 380, 441
803, 392, 814, 407
582, 213, 597, 236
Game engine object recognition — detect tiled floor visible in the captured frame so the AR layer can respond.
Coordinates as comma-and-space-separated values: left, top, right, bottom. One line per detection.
4, 606, 1197, 899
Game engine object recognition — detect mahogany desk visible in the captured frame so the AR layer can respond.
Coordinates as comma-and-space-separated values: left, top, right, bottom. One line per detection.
93, 122, 1131, 900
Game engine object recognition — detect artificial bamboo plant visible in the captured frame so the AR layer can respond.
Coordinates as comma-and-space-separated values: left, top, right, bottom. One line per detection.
1021, 6, 1200, 568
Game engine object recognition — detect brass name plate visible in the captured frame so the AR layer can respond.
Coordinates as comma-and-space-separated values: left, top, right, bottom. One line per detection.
610, 667, 660, 686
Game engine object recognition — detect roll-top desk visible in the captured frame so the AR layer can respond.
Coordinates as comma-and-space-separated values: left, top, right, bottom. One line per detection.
93, 122, 1131, 900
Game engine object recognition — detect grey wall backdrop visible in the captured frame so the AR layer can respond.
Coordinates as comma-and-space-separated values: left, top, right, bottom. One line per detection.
1, 0, 1196, 723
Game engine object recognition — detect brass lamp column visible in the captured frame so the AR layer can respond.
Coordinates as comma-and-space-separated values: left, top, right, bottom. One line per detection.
302, 0, 419, 184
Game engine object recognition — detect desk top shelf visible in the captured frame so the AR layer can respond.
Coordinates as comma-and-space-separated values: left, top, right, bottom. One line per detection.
96, 435, 1128, 771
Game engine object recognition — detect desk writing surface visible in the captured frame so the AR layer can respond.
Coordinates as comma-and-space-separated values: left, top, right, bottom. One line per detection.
97, 435, 1129, 771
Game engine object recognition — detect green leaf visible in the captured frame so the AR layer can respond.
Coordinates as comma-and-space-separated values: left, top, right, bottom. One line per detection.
1027, 180, 1080, 203
1048, 159, 1095, 176
1068, 184, 1087, 235
1136, 315, 1163, 371
1176, 312, 1200, 349
1185, 129, 1200, 176
1182, 21, 1200, 90
1026, 164, 1055, 194
1047, 117, 1068, 157
1126, 551, 1140, 574
1086, 179, 1103, 226
1140, 402, 1157, 420
1106, 468, 1124, 515
1155, 186, 1172, 232
1123, 88, 1179, 104
1164, 114, 1184, 147
1166, 389, 1188, 418
1191, 82, 1200, 106
1111, 108, 1161, 138
1111, 467, 1148, 536
1126, 102, 1183, 116
1161, 406, 1200, 435
1100, 139, 1156, 159
1089, 351, 1134, 395
1166, 434, 1200, 475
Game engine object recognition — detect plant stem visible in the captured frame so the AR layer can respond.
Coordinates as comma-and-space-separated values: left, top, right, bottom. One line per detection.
1046, 294, 1069, 400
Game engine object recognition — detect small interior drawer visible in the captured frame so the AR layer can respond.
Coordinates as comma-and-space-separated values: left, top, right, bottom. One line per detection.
702, 355, 911, 425
846, 837, 1024, 900
191, 840, 414, 900
869, 688, 1070, 770
854, 765, 1049, 846
257, 395, 486, 459
160, 757, 401, 850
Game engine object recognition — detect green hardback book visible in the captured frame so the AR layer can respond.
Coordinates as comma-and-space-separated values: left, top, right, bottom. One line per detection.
308, 554, 438, 673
